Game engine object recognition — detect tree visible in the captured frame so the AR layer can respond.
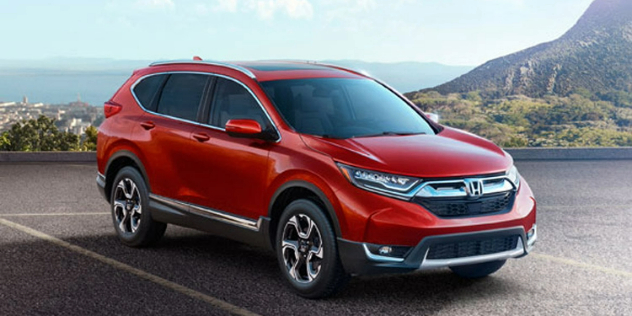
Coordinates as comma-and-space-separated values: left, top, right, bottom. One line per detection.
0, 131, 9, 150
82, 125, 98, 151
1, 115, 79, 151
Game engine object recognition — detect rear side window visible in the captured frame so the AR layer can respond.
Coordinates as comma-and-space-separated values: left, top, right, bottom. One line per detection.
157, 74, 208, 121
210, 78, 270, 130
132, 74, 167, 111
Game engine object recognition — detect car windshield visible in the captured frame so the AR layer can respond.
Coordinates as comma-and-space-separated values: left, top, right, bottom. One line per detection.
260, 78, 435, 139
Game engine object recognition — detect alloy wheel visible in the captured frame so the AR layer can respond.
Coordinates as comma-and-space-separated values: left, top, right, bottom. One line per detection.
281, 214, 324, 283
113, 178, 142, 234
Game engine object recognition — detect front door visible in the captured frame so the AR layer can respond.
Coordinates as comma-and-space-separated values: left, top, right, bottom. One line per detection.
180, 76, 276, 220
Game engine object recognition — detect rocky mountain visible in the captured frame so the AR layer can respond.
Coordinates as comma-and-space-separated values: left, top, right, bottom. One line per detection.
427, 0, 632, 97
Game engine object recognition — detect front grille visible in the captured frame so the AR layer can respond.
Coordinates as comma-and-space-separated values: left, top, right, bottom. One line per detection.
426, 235, 520, 260
414, 191, 515, 218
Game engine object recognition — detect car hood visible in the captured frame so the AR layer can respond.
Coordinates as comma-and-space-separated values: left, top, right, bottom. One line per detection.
300, 127, 513, 178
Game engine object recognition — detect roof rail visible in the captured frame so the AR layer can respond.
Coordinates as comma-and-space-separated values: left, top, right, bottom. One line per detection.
310, 61, 406, 95
308, 62, 372, 78
312, 61, 398, 86
149, 59, 257, 79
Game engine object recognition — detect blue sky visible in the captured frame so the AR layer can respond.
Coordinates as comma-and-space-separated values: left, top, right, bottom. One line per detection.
0, 0, 594, 65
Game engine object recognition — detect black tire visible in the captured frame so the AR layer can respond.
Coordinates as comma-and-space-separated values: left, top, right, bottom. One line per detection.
275, 199, 349, 299
449, 260, 506, 279
110, 166, 166, 247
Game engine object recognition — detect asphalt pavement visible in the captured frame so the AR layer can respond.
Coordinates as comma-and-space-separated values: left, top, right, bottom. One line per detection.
0, 161, 631, 315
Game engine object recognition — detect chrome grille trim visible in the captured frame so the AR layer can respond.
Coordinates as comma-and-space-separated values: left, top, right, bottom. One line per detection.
415, 175, 516, 199
419, 237, 525, 270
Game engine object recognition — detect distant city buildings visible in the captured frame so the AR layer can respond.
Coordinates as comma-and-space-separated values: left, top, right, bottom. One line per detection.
0, 95, 103, 133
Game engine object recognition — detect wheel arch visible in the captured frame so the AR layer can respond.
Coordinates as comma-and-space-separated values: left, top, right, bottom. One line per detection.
104, 150, 149, 203
267, 180, 342, 250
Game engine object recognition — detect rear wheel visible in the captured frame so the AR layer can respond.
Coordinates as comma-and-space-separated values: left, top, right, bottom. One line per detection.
276, 199, 348, 299
110, 166, 166, 247
450, 260, 506, 279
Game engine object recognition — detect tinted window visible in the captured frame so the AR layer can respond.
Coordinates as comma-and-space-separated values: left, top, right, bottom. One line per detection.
261, 78, 435, 139
157, 74, 208, 121
133, 74, 167, 111
210, 78, 270, 129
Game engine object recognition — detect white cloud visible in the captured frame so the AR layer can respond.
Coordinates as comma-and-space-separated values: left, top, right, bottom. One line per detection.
135, 0, 175, 10
215, 0, 239, 13
194, 0, 313, 20
482, 0, 525, 7
249, 0, 313, 20
245, 0, 314, 20
323, 0, 377, 22
278, 0, 313, 19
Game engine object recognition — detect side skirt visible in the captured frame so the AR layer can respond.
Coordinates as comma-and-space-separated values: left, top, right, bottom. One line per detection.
149, 194, 272, 250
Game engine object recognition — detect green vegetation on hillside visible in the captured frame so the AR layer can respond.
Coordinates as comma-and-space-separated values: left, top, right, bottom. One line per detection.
407, 90, 632, 147
0, 115, 97, 151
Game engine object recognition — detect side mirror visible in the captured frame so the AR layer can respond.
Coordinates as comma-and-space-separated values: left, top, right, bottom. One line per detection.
225, 119, 278, 141
425, 113, 440, 123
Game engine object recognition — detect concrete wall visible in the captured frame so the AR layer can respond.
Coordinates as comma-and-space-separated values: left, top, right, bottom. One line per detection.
505, 147, 632, 161
0, 152, 97, 163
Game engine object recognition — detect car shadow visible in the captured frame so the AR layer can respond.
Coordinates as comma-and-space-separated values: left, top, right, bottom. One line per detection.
2, 227, 529, 315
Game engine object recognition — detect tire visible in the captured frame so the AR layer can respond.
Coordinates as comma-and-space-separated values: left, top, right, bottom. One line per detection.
275, 199, 349, 299
110, 166, 166, 247
449, 260, 506, 279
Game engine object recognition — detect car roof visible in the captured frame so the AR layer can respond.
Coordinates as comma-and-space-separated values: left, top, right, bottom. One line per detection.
147, 59, 369, 82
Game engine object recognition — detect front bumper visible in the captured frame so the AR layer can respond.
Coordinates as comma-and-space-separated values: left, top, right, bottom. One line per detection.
338, 224, 537, 275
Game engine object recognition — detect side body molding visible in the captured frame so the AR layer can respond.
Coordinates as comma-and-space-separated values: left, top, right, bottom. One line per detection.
149, 194, 272, 249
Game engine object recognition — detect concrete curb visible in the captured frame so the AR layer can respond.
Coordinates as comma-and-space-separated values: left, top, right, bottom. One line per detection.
0, 151, 96, 163
505, 147, 632, 161
1, 148, 632, 163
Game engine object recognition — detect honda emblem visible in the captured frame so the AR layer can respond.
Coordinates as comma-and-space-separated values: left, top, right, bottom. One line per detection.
465, 179, 483, 198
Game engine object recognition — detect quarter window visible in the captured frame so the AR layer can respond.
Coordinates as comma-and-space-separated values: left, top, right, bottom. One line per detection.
133, 74, 167, 111
210, 78, 270, 130
156, 74, 208, 121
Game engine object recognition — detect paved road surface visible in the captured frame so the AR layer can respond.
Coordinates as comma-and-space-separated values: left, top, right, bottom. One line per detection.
0, 161, 631, 315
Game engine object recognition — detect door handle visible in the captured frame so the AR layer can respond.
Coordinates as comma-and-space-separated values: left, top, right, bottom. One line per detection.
140, 121, 155, 130
192, 132, 210, 142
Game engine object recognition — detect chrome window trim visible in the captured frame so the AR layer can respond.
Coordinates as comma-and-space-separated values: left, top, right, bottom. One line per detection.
150, 194, 262, 231
419, 237, 525, 270
149, 60, 257, 79
129, 71, 281, 143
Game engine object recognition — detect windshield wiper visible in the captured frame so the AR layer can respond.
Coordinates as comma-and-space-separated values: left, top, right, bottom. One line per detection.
357, 131, 426, 138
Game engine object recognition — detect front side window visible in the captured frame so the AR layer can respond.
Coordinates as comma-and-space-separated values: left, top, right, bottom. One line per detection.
260, 78, 435, 139
210, 77, 270, 130
156, 74, 208, 121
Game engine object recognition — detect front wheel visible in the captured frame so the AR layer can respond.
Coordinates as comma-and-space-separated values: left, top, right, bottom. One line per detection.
275, 199, 348, 299
110, 166, 166, 247
449, 260, 506, 279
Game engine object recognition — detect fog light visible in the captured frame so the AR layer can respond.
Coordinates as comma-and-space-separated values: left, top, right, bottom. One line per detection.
527, 224, 537, 249
364, 243, 411, 260
378, 246, 392, 255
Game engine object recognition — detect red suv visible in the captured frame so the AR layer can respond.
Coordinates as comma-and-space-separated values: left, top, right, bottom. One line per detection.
97, 59, 537, 298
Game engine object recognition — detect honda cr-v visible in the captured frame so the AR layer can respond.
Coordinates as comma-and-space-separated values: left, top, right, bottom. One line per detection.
96, 59, 537, 298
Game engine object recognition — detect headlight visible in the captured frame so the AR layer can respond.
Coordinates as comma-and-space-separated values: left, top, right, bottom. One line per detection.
337, 163, 420, 199
506, 165, 521, 188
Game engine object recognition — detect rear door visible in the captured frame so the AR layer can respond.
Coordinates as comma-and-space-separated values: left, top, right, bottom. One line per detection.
134, 73, 211, 201
182, 76, 276, 220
